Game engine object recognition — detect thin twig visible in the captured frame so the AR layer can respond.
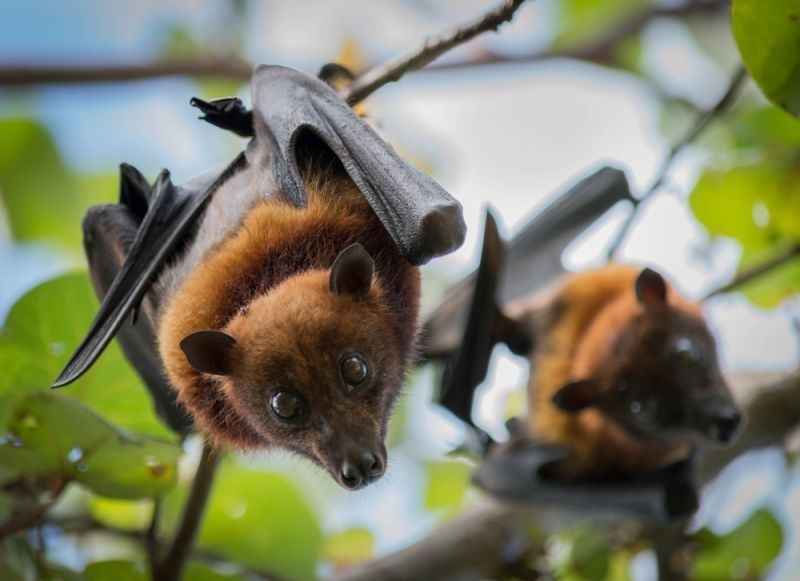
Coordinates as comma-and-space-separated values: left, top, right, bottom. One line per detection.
606, 66, 748, 260
343, 0, 528, 105
156, 440, 221, 581
704, 242, 800, 300
0, 477, 68, 537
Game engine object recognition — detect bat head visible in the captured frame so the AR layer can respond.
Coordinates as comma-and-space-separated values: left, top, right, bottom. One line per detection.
552, 268, 743, 447
180, 244, 403, 489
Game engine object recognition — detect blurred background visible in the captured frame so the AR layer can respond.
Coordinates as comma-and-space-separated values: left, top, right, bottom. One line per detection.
1, 0, 799, 579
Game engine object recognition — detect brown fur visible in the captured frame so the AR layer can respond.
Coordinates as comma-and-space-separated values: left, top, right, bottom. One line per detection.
158, 172, 420, 449
523, 266, 701, 479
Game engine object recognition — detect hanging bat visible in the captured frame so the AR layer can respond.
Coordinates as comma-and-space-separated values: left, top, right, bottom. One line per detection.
53, 64, 466, 490
429, 204, 742, 520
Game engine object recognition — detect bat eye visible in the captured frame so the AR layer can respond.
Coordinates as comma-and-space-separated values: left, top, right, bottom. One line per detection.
270, 391, 305, 420
629, 396, 657, 426
671, 337, 701, 367
341, 354, 368, 388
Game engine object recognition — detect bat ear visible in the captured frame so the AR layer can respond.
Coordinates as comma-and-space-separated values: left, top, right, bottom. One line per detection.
180, 330, 238, 376
330, 243, 374, 299
552, 380, 599, 413
635, 267, 667, 309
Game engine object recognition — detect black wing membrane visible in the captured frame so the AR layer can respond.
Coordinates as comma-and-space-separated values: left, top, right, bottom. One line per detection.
52, 156, 246, 390
53, 65, 466, 432
438, 209, 531, 438
422, 166, 633, 360
246, 65, 465, 266
473, 441, 699, 522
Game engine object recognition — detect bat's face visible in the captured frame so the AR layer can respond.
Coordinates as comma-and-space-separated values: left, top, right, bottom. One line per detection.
180, 244, 404, 489
553, 268, 743, 447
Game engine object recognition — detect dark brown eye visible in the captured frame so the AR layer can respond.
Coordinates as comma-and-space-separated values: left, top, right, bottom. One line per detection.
341, 354, 368, 387
270, 391, 304, 419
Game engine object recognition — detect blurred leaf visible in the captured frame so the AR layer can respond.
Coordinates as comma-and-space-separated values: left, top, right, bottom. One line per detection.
0, 537, 36, 581
163, 459, 321, 581
184, 561, 246, 581
690, 164, 786, 250
566, 529, 610, 580
4, 392, 179, 499
0, 273, 171, 438
0, 435, 59, 485
161, 25, 200, 60
504, 388, 526, 421
0, 119, 79, 247
89, 497, 152, 532
43, 563, 82, 581
690, 162, 800, 306
607, 549, 632, 581
322, 528, 374, 569
554, 0, 643, 51
84, 561, 146, 581
424, 460, 472, 512
733, 0, 800, 117
730, 105, 800, 149
0, 492, 15, 521
692, 508, 783, 579
0, 120, 115, 252
735, 255, 800, 309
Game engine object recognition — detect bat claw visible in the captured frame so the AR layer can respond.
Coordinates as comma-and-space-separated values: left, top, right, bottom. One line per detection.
190, 96, 253, 137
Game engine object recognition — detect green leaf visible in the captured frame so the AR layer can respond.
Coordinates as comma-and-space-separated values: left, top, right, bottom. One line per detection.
163, 458, 321, 581
690, 162, 800, 306
322, 528, 374, 568
0, 273, 171, 438
692, 508, 783, 579
0, 537, 36, 581
4, 392, 179, 499
84, 561, 146, 581
566, 529, 610, 580
733, 0, 800, 117
554, 0, 643, 51
184, 562, 246, 581
424, 460, 472, 512
89, 498, 153, 532
730, 105, 800, 149
0, 120, 117, 251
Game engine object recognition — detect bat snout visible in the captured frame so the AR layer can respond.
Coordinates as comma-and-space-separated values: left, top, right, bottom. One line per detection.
337, 450, 385, 490
707, 409, 743, 444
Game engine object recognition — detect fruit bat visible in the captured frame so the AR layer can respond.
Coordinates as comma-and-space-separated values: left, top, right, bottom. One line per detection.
421, 169, 737, 521
52, 64, 466, 489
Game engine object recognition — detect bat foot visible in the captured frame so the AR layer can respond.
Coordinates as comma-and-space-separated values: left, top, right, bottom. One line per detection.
473, 438, 698, 522
190, 97, 253, 137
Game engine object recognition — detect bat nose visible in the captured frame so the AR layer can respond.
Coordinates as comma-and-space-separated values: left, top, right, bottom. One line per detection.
340, 452, 384, 490
709, 409, 743, 444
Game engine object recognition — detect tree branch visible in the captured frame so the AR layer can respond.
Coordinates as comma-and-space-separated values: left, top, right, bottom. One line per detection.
703, 242, 800, 300
156, 439, 220, 581
0, 59, 251, 86
0, 0, 729, 94
0, 477, 68, 538
342, 0, 528, 105
606, 65, 748, 260
335, 372, 800, 581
